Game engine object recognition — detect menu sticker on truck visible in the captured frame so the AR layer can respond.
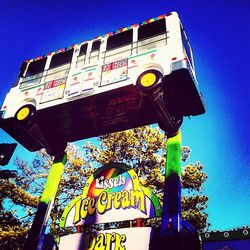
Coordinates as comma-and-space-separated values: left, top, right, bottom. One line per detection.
40, 77, 67, 103
101, 59, 128, 86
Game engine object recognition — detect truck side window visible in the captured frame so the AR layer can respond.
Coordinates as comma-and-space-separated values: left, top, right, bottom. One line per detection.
91, 40, 101, 51
76, 43, 88, 68
49, 49, 73, 69
19, 61, 28, 77
138, 19, 167, 53
25, 58, 47, 77
138, 19, 166, 40
89, 40, 101, 64
107, 30, 133, 50
79, 43, 88, 55
105, 30, 133, 62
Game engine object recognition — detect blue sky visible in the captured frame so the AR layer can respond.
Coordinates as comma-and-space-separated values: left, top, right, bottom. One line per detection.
0, 0, 249, 231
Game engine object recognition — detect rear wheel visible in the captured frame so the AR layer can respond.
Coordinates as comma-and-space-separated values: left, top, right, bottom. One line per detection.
136, 69, 163, 92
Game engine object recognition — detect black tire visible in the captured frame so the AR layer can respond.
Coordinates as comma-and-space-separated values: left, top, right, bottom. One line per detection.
14, 104, 36, 127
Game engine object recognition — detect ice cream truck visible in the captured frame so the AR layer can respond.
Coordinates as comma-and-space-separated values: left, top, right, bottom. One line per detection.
0, 12, 205, 155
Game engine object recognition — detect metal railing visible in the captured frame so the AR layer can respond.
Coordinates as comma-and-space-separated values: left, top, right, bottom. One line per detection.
19, 32, 168, 90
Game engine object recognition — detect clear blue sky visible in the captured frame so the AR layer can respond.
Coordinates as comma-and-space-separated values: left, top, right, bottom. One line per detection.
0, 0, 249, 231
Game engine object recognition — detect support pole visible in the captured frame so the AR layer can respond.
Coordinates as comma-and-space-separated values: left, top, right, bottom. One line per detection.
161, 131, 182, 236
24, 153, 67, 250
150, 131, 200, 250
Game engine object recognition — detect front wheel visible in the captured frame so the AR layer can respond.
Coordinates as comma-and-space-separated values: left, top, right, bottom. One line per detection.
14, 104, 36, 127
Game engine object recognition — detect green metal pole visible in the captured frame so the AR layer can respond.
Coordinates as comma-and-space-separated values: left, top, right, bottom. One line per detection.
166, 131, 182, 177
40, 157, 66, 205
24, 154, 67, 250
161, 131, 182, 235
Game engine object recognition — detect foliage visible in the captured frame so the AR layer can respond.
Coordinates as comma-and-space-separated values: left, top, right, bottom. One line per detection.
0, 172, 38, 249
0, 211, 28, 249
0, 125, 208, 248
0, 143, 93, 248
83, 126, 166, 192
83, 126, 208, 231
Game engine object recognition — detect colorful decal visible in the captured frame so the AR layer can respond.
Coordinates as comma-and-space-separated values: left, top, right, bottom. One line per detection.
40, 77, 67, 103
58, 227, 152, 250
101, 59, 128, 86
25, 14, 167, 63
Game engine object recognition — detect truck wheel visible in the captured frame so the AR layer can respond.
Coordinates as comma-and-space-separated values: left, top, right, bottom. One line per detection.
14, 104, 36, 127
136, 69, 163, 92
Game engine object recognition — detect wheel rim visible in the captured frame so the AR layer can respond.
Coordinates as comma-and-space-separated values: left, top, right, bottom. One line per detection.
140, 72, 157, 88
16, 107, 30, 121
137, 69, 163, 91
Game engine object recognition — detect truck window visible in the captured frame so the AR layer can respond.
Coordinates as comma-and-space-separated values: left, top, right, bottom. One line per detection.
91, 40, 101, 51
107, 30, 133, 50
105, 30, 133, 62
45, 49, 73, 82
49, 49, 73, 69
20, 58, 47, 88
138, 19, 167, 53
89, 40, 101, 64
80, 43, 88, 55
138, 19, 166, 40
25, 58, 47, 77
77, 43, 88, 68
19, 61, 28, 77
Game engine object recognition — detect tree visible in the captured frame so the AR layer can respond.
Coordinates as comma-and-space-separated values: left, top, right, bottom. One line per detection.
0, 143, 92, 248
0, 125, 208, 249
0, 173, 38, 249
83, 125, 208, 231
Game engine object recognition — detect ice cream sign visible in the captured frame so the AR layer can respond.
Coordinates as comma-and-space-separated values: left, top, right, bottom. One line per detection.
60, 162, 161, 226
59, 163, 161, 250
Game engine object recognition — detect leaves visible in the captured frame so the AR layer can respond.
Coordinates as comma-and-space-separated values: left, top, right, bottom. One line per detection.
83, 125, 209, 231
0, 142, 93, 248
0, 180, 39, 208
181, 162, 208, 191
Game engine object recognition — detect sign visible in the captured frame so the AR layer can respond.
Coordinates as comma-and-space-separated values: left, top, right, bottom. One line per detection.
101, 59, 128, 86
59, 163, 161, 250
202, 229, 250, 250
60, 163, 161, 227
40, 77, 67, 103
59, 228, 152, 250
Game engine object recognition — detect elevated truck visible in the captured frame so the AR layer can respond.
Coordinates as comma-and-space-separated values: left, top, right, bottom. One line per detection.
0, 12, 204, 156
